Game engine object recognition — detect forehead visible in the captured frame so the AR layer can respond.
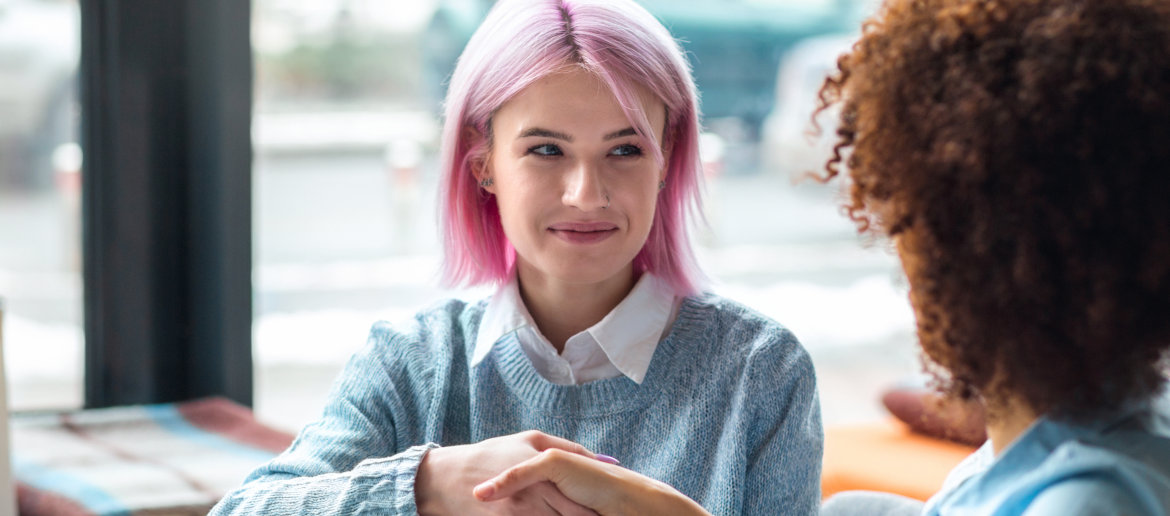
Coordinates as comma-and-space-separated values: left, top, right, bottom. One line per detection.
492, 67, 666, 137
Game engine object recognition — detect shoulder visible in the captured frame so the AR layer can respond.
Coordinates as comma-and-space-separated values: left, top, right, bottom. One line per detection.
364, 297, 488, 366
997, 436, 1170, 516
682, 293, 802, 351
1023, 475, 1159, 516
681, 293, 815, 391
686, 293, 809, 364
681, 295, 821, 453
1020, 437, 1170, 516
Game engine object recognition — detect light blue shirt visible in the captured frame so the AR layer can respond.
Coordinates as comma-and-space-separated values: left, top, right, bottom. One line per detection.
924, 392, 1170, 515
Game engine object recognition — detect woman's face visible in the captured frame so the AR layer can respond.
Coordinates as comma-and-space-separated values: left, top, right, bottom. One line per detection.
480, 68, 667, 290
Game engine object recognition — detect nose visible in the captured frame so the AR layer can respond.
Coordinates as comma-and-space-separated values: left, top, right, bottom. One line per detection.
562, 159, 608, 211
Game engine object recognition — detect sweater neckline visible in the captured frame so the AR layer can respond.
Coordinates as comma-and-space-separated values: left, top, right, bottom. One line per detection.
479, 294, 712, 416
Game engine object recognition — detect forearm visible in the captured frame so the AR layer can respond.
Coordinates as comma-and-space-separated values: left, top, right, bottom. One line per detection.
210, 444, 436, 516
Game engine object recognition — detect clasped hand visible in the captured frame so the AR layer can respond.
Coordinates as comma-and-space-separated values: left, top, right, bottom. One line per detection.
414, 430, 601, 516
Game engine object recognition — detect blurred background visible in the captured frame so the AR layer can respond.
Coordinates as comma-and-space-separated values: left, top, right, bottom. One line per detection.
0, 0, 917, 432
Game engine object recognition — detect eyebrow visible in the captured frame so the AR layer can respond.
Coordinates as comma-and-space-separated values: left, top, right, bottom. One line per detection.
518, 127, 572, 141
516, 127, 640, 142
603, 128, 639, 140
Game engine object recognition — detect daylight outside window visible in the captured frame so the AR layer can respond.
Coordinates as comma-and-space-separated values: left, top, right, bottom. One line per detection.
0, 0, 83, 411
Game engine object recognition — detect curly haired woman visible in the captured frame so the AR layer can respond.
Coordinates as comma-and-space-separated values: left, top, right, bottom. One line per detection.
470, 0, 1170, 514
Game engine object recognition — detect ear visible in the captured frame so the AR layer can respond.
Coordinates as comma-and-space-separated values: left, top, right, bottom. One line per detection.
658, 130, 674, 183
465, 125, 496, 194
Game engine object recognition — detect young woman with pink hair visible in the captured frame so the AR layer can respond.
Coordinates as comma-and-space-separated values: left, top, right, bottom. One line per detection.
212, 1, 820, 514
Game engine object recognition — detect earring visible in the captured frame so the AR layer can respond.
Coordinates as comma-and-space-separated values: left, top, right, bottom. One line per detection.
658, 180, 666, 191
479, 178, 494, 188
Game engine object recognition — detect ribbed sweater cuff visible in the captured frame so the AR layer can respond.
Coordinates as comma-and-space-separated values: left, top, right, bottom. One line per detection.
352, 442, 438, 515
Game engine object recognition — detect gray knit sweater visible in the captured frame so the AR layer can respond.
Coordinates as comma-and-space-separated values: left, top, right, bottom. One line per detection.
211, 293, 823, 515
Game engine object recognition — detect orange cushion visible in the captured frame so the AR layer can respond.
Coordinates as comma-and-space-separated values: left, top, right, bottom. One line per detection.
822, 419, 978, 501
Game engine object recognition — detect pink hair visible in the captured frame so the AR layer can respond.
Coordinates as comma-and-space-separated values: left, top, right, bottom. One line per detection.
439, 0, 707, 295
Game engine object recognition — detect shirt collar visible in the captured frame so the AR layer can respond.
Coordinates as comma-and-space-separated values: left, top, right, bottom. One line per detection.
471, 271, 677, 384
585, 273, 675, 383
472, 273, 533, 367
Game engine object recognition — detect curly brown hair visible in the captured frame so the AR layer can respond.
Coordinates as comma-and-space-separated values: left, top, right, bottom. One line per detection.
818, 0, 1170, 418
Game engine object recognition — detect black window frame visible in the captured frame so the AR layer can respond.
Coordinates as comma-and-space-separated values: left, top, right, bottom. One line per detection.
80, 0, 253, 408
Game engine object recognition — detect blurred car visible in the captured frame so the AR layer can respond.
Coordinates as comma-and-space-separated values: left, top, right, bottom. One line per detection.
422, 0, 873, 140
760, 33, 857, 182
0, 0, 79, 190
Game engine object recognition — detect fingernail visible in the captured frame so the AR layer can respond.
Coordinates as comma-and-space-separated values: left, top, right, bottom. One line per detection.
595, 454, 620, 465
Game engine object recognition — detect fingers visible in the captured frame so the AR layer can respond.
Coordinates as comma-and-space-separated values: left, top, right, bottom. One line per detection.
522, 430, 596, 458
475, 449, 584, 501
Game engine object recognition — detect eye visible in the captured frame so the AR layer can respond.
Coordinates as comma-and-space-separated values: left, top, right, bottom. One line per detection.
610, 144, 643, 157
526, 144, 562, 157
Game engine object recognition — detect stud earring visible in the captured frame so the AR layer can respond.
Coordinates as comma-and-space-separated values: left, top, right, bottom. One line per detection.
479, 178, 494, 188
658, 180, 666, 191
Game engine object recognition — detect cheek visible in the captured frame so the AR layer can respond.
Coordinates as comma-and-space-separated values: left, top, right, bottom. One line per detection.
494, 180, 554, 240
624, 183, 661, 230
490, 158, 533, 211
495, 188, 533, 228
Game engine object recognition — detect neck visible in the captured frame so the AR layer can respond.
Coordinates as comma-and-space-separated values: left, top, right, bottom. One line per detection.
985, 396, 1038, 456
516, 262, 637, 353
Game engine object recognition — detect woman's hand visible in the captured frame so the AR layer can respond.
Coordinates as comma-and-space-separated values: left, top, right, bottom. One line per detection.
415, 430, 600, 516
473, 448, 712, 516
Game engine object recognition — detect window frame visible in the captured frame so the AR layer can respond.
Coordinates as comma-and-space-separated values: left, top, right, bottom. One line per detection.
80, 0, 253, 408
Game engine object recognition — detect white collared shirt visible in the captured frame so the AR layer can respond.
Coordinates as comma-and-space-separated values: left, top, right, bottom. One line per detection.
472, 272, 680, 385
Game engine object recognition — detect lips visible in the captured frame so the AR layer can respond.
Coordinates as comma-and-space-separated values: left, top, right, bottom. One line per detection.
548, 221, 618, 232
547, 221, 618, 244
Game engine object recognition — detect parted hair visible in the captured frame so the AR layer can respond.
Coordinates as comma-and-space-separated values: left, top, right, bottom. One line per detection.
438, 0, 706, 295
819, 0, 1170, 418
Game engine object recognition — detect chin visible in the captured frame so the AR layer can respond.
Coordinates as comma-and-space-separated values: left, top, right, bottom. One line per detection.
524, 244, 641, 285
547, 259, 632, 286
557, 267, 624, 285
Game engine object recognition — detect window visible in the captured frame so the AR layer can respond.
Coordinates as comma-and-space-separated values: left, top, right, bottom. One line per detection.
0, 0, 83, 411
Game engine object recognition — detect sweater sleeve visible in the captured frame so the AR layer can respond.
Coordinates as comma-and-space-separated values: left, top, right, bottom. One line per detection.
210, 443, 438, 515
210, 322, 441, 516
741, 330, 824, 516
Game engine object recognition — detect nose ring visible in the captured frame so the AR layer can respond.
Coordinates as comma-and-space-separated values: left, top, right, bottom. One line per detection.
603, 194, 611, 210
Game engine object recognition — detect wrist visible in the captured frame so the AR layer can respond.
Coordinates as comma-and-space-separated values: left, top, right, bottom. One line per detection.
414, 445, 448, 516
